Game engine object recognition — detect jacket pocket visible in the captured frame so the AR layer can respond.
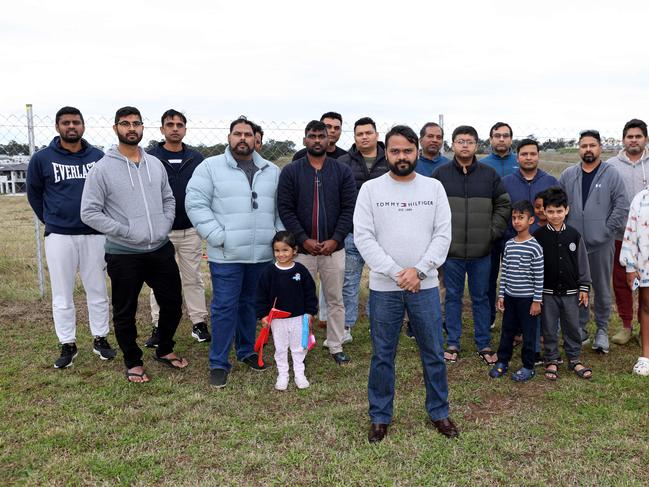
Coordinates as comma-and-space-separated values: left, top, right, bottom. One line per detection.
149, 212, 172, 242
125, 215, 150, 246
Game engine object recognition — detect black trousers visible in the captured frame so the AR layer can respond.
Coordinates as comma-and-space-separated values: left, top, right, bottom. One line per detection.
106, 241, 182, 369
496, 295, 537, 370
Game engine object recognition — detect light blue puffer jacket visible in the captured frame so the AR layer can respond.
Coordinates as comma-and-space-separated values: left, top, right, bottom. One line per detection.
185, 147, 283, 264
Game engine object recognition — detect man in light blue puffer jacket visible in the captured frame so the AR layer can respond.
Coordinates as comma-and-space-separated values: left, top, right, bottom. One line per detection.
186, 117, 284, 388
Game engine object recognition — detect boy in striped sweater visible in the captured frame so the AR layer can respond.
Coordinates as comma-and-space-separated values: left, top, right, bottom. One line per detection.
490, 200, 544, 382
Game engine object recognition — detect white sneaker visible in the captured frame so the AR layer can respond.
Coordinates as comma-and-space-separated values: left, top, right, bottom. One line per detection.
342, 329, 353, 345
632, 357, 649, 376
275, 375, 289, 390
295, 375, 310, 389
323, 340, 329, 348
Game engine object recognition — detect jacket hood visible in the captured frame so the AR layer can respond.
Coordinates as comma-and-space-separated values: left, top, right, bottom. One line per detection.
48, 136, 95, 158
105, 145, 153, 188
611, 148, 649, 166
512, 168, 553, 184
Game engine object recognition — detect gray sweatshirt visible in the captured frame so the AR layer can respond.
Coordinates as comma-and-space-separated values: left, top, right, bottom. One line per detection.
353, 172, 451, 292
558, 161, 629, 252
606, 149, 649, 240
80, 146, 175, 252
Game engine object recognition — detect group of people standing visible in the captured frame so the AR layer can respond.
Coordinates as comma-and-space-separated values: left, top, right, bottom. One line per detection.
25, 106, 649, 445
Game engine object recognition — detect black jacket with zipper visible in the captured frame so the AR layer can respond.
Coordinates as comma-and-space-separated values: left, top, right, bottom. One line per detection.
338, 142, 389, 190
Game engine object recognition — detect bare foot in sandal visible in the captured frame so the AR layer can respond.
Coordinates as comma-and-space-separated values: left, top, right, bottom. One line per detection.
544, 363, 558, 381
126, 366, 150, 383
444, 349, 459, 363
156, 353, 189, 369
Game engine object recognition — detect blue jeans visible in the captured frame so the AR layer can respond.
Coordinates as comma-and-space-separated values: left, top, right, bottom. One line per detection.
367, 288, 449, 424
443, 256, 492, 351
208, 261, 268, 371
343, 233, 366, 328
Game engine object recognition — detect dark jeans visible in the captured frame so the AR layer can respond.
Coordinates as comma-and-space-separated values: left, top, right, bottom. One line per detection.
367, 287, 449, 424
105, 241, 182, 369
496, 295, 537, 369
488, 242, 503, 326
208, 261, 268, 371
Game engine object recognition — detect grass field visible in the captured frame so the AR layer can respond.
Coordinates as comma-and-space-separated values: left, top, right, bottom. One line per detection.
2, 168, 648, 486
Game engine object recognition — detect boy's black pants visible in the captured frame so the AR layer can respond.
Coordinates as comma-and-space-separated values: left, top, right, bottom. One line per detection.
496, 295, 537, 370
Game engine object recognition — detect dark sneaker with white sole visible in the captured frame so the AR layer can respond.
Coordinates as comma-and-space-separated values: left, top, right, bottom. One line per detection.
241, 354, 270, 371
93, 336, 117, 360
191, 322, 211, 343
210, 368, 229, 388
54, 342, 78, 369
144, 326, 160, 348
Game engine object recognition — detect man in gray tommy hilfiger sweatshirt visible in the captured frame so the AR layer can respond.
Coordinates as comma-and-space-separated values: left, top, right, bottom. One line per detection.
81, 106, 187, 383
354, 125, 457, 443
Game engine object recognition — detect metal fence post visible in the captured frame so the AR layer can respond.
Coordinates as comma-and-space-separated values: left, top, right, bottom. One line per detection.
26, 103, 45, 298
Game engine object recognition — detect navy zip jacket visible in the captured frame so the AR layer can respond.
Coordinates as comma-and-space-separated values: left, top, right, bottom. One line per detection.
147, 142, 204, 230
337, 142, 389, 190
27, 137, 104, 235
277, 156, 357, 252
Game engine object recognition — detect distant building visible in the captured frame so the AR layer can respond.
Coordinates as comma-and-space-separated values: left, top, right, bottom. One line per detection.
0, 162, 28, 194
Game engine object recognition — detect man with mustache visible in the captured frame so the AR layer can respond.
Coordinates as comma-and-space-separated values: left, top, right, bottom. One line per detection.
559, 130, 629, 353
81, 106, 187, 383
277, 120, 357, 365
27, 106, 115, 369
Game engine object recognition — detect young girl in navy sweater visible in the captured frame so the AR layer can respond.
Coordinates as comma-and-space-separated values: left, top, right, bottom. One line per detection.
256, 231, 318, 390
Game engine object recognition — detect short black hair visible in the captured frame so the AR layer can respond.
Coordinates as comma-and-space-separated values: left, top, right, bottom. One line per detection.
419, 122, 444, 139
385, 125, 419, 150
623, 119, 648, 138
543, 186, 568, 209
534, 189, 548, 202
516, 138, 540, 154
354, 117, 376, 132
160, 109, 187, 126
305, 120, 327, 136
320, 112, 342, 124
452, 125, 478, 142
114, 106, 142, 124
489, 122, 513, 138
578, 129, 601, 144
252, 123, 264, 137
272, 230, 297, 249
511, 199, 534, 217
230, 117, 255, 133
55, 106, 84, 125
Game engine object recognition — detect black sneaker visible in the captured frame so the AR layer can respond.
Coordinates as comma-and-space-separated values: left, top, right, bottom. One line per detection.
93, 336, 117, 360
144, 326, 160, 348
332, 351, 351, 365
210, 368, 229, 388
241, 354, 270, 371
191, 322, 211, 343
54, 343, 78, 369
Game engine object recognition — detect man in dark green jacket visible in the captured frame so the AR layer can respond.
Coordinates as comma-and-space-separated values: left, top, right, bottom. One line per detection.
432, 125, 511, 365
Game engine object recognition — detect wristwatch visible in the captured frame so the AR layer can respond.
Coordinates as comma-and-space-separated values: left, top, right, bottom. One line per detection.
416, 270, 427, 280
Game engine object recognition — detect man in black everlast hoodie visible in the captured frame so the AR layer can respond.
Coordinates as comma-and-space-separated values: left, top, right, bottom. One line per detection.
144, 109, 209, 348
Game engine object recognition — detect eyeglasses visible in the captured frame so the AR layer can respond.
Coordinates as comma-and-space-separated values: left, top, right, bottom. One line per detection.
117, 121, 144, 128
454, 139, 476, 146
251, 191, 258, 210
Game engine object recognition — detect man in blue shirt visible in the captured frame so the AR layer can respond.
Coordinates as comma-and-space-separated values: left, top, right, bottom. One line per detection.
415, 122, 450, 177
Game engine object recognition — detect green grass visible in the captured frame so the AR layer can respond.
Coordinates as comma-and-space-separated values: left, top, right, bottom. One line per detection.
2, 191, 649, 486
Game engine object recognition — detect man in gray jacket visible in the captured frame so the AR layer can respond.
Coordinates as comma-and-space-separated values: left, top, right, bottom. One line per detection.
607, 119, 649, 345
559, 130, 629, 353
81, 106, 188, 383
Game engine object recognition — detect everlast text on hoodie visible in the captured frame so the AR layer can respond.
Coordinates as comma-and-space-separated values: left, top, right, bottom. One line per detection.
80, 146, 175, 252
26, 137, 104, 235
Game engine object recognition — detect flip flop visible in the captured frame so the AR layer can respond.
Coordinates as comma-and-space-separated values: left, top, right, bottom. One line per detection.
477, 349, 498, 366
154, 355, 188, 370
125, 370, 149, 383
444, 348, 459, 364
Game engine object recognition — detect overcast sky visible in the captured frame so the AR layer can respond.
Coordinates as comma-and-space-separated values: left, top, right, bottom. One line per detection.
3, 0, 648, 142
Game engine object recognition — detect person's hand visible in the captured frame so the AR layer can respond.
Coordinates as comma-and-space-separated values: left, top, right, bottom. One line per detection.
303, 239, 321, 256
319, 239, 338, 256
626, 271, 640, 290
261, 316, 269, 326
530, 301, 541, 316
396, 268, 421, 293
579, 291, 589, 307
497, 297, 505, 312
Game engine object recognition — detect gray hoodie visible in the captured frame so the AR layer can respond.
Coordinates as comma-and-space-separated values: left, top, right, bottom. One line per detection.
558, 161, 629, 252
606, 149, 649, 239
80, 146, 175, 251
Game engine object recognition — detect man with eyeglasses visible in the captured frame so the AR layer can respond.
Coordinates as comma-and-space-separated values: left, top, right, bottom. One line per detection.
277, 120, 357, 365
81, 106, 188, 383
186, 117, 283, 388
432, 126, 511, 366
607, 120, 649, 346
559, 130, 629, 353
292, 112, 347, 161
143, 109, 209, 349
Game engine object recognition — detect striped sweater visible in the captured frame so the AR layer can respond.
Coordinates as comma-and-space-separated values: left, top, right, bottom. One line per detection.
498, 236, 544, 302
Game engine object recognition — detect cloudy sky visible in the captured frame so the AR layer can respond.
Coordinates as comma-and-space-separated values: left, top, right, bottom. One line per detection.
3, 0, 648, 143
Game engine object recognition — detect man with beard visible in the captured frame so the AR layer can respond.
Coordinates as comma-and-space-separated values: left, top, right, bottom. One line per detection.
277, 120, 357, 365
81, 106, 187, 383
186, 117, 283, 388
607, 119, 649, 345
415, 122, 450, 177
27, 106, 115, 369
559, 130, 628, 353
292, 112, 347, 161
353, 125, 456, 442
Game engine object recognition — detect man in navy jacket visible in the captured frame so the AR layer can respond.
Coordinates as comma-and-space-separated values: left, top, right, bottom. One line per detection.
277, 120, 357, 365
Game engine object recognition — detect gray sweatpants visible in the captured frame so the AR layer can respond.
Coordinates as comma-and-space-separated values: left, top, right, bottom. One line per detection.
580, 242, 614, 339
542, 294, 582, 362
